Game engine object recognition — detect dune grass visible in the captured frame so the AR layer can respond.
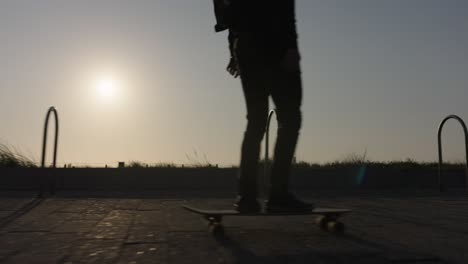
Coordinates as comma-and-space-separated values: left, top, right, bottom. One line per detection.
0, 143, 464, 169
0, 143, 37, 168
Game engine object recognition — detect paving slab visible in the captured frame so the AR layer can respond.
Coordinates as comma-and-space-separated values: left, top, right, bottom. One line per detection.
0, 191, 466, 263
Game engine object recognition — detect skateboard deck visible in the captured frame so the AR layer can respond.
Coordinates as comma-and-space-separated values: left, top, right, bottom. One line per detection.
183, 205, 351, 235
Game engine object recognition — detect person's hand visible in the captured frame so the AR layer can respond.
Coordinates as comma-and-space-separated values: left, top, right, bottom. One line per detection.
226, 57, 240, 78
282, 48, 301, 73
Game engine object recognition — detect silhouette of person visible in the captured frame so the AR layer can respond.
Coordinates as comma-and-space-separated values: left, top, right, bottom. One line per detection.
214, 0, 313, 213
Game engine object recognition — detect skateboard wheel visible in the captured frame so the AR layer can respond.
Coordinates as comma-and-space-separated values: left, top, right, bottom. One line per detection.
326, 221, 345, 234
209, 223, 224, 237
315, 216, 328, 229
206, 215, 222, 223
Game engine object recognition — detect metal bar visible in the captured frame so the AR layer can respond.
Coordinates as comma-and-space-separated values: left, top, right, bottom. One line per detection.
40, 107, 59, 195
263, 109, 276, 197
437, 114, 468, 192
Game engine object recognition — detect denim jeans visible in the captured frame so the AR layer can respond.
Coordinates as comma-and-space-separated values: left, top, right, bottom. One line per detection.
235, 33, 302, 198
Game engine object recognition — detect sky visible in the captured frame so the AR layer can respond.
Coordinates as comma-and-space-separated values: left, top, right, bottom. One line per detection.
1, 0, 467, 167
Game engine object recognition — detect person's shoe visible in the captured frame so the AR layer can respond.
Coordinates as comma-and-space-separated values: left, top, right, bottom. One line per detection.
266, 192, 314, 213
233, 196, 261, 213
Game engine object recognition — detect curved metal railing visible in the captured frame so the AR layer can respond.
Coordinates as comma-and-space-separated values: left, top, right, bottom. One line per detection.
40, 106, 59, 195
41, 107, 59, 168
437, 115, 468, 192
263, 109, 276, 197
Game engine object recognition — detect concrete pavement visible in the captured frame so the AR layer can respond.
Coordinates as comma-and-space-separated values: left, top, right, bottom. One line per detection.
0, 191, 467, 263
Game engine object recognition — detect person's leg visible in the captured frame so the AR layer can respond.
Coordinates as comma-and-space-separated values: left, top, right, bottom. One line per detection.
236, 34, 269, 204
238, 78, 268, 199
269, 61, 302, 197
266, 63, 314, 212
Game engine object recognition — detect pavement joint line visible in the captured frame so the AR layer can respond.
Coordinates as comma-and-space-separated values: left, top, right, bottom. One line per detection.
123, 241, 167, 245
112, 217, 136, 263
7, 230, 50, 233
385, 256, 442, 263
106, 209, 162, 212
362, 211, 468, 235
50, 231, 83, 234
0, 198, 44, 230
344, 229, 444, 262
1, 249, 22, 263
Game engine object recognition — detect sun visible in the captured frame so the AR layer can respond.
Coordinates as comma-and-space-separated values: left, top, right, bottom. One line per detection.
89, 70, 126, 105
97, 79, 117, 98
97, 79, 115, 97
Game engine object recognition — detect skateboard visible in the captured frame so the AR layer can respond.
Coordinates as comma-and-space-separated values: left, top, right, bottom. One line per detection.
183, 205, 351, 236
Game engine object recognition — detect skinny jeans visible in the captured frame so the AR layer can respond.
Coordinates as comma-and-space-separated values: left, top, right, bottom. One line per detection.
235, 32, 302, 198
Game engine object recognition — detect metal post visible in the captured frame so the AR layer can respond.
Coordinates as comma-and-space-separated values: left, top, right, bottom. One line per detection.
437, 115, 468, 192
263, 109, 276, 197
40, 107, 59, 195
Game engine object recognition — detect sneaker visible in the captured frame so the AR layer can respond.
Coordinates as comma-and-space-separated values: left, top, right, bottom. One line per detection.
233, 196, 261, 213
266, 192, 314, 213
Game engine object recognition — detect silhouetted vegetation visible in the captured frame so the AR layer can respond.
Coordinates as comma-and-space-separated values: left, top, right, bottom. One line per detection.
0, 143, 37, 168
128, 161, 148, 168
124, 161, 217, 169
125, 161, 176, 168
290, 159, 463, 170
288, 150, 464, 169
0, 143, 464, 169
184, 149, 213, 168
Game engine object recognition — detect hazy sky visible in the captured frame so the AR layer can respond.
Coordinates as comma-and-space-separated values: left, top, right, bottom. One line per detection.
1, 0, 467, 167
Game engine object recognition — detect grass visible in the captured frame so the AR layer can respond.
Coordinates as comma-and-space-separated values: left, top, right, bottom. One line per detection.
0, 143, 37, 168
290, 150, 465, 169
0, 143, 464, 169
292, 159, 464, 170
292, 160, 458, 169
128, 161, 179, 168
126, 161, 218, 169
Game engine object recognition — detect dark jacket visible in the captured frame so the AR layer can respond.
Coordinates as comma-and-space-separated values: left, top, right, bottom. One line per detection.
216, 0, 298, 50
235, 0, 297, 49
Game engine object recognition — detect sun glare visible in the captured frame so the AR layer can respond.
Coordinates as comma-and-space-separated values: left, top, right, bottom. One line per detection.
94, 75, 123, 103
97, 79, 117, 98
89, 69, 126, 106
